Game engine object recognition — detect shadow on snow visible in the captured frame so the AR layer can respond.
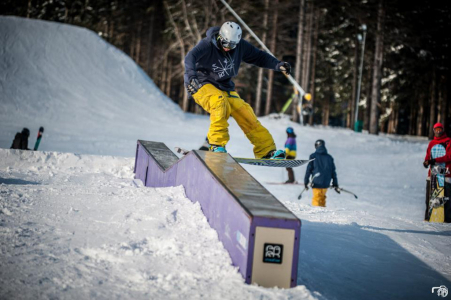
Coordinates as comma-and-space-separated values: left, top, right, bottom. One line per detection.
298, 221, 451, 300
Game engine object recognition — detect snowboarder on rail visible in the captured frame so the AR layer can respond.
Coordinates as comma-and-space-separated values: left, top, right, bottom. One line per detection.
423, 122, 451, 222
184, 21, 291, 159
304, 139, 339, 207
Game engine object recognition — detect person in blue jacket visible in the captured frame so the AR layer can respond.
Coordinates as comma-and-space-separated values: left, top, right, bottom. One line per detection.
304, 139, 339, 207
184, 21, 291, 159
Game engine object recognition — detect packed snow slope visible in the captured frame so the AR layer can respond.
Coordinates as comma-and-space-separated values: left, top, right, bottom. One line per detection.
1, 16, 451, 300
0, 16, 199, 156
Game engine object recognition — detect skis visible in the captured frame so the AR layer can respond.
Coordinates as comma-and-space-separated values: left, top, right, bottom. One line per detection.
33, 127, 44, 151
298, 173, 320, 200
175, 147, 314, 168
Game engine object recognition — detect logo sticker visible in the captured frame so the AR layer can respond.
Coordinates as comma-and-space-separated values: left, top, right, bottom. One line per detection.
432, 285, 448, 298
263, 243, 283, 264
212, 58, 234, 78
236, 231, 247, 250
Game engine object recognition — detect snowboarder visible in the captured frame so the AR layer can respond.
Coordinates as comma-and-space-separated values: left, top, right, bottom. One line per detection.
285, 127, 297, 183
10, 128, 30, 150
423, 122, 451, 222
304, 139, 339, 207
184, 21, 291, 159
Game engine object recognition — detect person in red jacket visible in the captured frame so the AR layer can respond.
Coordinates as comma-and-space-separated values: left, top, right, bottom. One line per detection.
423, 123, 451, 222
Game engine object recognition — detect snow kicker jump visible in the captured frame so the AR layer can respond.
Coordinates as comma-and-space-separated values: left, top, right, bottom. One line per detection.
134, 140, 301, 288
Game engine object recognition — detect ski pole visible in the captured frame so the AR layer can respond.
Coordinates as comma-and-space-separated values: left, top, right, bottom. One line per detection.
218, 0, 310, 124
331, 186, 358, 199
298, 173, 320, 200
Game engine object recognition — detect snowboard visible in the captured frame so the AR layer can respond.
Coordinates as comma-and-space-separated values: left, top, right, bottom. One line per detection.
175, 147, 313, 168
233, 157, 314, 168
33, 126, 44, 151
428, 144, 448, 223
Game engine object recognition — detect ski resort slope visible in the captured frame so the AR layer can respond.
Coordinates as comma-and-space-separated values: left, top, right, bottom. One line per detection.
1, 16, 450, 300
0, 16, 205, 157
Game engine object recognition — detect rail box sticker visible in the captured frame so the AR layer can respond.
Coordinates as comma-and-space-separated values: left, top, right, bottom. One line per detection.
263, 243, 283, 264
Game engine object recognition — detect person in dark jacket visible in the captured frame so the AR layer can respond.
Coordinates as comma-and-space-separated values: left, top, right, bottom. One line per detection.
184, 21, 291, 159
423, 122, 451, 222
304, 139, 339, 207
10, 128, 30, 150
284, 127, 297, 183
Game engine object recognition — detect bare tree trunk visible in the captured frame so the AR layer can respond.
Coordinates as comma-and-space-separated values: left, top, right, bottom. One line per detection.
130, 31, 136, 62
387, 101, 394, 133
161, 55, 168, 94
164, 1, 188, 111
348, 39, 359, 129
409, 99, 416, 135
417, 93, 424, 136
393, 105, 399, 134
428, 68, 437, 139
135, 21, 142, 64
322, 93, 330, 126
301, 2, 313, 91
264, 0, 279, 116
438, 75, 448, 126
308, 8, 320, 126
369, 0, 385, 135
27, 0, 32, 18
364, 66, 373, 131
147, 6, 155, 75
165, 59, 173, 97
255, 0, 270, 116
293, 0, 306, 123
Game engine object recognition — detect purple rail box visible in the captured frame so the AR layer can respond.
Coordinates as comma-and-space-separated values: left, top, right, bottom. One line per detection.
134, 140, 301, 288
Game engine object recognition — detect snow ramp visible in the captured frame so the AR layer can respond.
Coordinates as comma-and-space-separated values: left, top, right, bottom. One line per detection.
134, 140, 301, 288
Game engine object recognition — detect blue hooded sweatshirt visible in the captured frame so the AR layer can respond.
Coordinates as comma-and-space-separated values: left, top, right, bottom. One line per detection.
304, 145, 338, 189
184, 26, 281, 92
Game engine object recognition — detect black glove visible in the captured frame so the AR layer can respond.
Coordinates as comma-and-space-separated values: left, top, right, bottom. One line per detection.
186, 78, 202, 95
276, 62, 291, 76
304, 183, 309, 191
332, 184, 340, 193
424, 159, 436, 168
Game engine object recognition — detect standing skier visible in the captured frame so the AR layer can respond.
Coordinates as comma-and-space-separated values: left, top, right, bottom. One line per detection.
423, 123, 451, 222
304, 139, 339, 207
285, 127, 297, 183
10, 128, 30, 150
184, 21, 291, 159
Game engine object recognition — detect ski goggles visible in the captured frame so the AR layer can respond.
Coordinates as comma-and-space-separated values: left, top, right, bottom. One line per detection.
219, 36, 238, 50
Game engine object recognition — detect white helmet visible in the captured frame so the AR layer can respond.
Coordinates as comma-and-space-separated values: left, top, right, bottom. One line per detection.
219, 21, 242, 50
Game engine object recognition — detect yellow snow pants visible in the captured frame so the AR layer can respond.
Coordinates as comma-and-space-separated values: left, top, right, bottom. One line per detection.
312, 188, 328, 207
192, 84, 276, 158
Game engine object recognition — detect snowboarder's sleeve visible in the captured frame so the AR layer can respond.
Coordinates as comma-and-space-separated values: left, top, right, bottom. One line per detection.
304, 154, 314, 185
331, 157, 338, 187
424, 142, 432, 162
241, 40, 280, 70
435, 140, 451, 163
184, 40, 209, 86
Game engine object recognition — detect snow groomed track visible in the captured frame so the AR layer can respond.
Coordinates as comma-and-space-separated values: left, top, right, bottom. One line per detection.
134, 140, 301, 288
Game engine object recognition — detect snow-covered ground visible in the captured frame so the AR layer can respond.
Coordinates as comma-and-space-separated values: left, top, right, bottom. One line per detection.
1, 16, 450, 300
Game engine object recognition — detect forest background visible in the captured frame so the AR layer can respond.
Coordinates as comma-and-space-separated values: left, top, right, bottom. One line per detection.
2, 0, 449, 137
